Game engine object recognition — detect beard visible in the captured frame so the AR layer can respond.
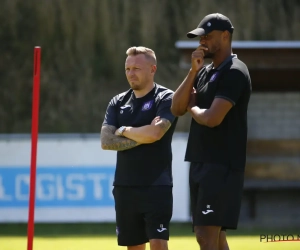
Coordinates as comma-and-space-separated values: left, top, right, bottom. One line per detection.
204, 44, 220, 59
129, 83, 140, 90
129, 81, 143, 90
204, 52, 214, 59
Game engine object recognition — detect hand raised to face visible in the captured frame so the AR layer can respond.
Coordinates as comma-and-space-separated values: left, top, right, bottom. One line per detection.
191, 46, 208, 73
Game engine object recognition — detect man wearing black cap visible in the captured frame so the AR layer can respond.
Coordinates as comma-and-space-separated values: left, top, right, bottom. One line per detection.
171, 13, 251, 250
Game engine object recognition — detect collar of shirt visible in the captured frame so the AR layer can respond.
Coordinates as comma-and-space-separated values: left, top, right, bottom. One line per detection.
206, 54, 237, 72
131, 83, 157, 101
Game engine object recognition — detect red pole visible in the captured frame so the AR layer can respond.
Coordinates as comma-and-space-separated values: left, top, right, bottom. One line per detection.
27, 46, 41, 250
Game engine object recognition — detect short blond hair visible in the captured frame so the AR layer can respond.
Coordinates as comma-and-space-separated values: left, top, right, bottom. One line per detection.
126, 46, 157, 65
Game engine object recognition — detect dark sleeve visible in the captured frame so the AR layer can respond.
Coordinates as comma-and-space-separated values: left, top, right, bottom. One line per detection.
194, 67, 206, 89
215, 69, 247, 105
102, 97, 118, 127
156, 92, 176, 123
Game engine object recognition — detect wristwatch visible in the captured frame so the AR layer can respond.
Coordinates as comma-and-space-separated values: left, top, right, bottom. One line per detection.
117, 126, 126, 136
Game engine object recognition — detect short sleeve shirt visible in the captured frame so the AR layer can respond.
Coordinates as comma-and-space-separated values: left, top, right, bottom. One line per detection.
185, 55, 252, 169
103, 83, 178, 186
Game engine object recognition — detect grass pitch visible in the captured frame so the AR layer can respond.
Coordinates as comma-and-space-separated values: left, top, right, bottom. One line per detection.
1, 223, 299, 250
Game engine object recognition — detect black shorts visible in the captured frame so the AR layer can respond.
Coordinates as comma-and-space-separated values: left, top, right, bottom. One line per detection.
112, 186, 173, 246
189, 162, 244, 230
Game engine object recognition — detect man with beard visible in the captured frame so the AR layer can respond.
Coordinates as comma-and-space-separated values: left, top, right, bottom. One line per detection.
101, 46, 177, 250
171, 13, 251, 250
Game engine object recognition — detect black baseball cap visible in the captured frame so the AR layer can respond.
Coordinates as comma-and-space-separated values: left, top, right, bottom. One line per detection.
187, 13, 234, 38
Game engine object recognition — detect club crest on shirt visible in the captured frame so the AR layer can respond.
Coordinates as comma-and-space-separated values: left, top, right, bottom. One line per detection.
209, 72, 219, 82
142, 100, 153, 111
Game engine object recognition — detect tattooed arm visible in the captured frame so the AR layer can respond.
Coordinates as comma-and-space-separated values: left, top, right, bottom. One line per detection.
119, 117, 172, 144
101, 125, 140, 151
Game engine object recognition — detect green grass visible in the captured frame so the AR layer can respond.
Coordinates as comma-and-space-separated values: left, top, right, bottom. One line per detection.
1, 223, 299, 250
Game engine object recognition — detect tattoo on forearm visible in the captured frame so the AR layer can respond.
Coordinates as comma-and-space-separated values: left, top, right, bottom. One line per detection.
157, 118, 171, 133
100, 125, 139, 151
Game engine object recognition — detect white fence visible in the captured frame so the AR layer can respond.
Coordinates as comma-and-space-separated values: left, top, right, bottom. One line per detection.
0, 134, 190, 222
